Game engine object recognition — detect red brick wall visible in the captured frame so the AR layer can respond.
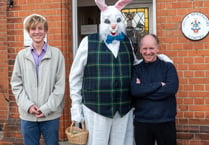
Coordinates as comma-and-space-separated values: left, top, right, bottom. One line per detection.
157, 0, 209, 145
0, 0, 10, 131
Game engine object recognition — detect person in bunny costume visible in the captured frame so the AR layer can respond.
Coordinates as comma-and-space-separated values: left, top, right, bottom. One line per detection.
69, 0, 136, 144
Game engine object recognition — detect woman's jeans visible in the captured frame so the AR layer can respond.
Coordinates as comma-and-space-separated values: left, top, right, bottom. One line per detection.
21, 118, 59, 145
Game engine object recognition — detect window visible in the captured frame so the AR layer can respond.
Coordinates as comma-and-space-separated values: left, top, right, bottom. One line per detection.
122, 8, 149, 34
122, 8, 149, 52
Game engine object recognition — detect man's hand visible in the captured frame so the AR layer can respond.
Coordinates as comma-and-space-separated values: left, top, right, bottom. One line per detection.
29, 105, 45, 118
161, 82, 166, 86
29, 105, 40, 115
136, 78, 141, 84
35, 111, 45, 118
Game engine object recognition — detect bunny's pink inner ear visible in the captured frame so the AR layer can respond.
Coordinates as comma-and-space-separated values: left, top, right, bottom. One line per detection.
115, 0, 133, 10
95, 0, 108, 11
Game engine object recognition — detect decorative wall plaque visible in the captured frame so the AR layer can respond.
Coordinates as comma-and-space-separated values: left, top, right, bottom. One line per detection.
181, 12, 209, 40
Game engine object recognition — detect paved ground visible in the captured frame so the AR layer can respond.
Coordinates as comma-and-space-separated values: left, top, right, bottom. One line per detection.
59, 141, 75, 145
0, 131, 145, 145
0, 131, 74, 145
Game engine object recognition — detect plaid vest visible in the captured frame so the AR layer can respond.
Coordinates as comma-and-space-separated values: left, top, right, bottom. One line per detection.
81, 33, 134, 118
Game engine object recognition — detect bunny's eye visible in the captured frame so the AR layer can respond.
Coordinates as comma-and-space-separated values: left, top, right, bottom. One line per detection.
104, 19, 110, 24
117, 18, 122, 23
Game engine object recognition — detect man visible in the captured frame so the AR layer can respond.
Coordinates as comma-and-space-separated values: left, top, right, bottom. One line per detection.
131, 34, 179, 145
10, 15, 65, 145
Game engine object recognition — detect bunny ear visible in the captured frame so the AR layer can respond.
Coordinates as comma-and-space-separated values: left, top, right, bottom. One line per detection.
95, 0, 108, 11
114, 0, 132, 10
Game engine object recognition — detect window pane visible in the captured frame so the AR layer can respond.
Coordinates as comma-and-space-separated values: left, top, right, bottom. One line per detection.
122, 8, 149, 58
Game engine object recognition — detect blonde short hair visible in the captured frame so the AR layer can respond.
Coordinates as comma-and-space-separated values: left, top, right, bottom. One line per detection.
25, 15, 48, 32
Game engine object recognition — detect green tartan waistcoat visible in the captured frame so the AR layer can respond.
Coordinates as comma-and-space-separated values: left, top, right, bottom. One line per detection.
81, 33, 134, 118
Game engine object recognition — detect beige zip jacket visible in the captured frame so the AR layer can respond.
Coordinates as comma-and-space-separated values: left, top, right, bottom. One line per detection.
10, 45, 65, 121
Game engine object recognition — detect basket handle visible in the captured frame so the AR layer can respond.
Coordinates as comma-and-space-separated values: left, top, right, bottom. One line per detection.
70, 122, 74, 133
81, 122, 86, 130
70, 121, 86, 132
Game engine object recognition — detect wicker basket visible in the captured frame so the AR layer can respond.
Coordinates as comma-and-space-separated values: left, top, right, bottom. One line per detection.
65, 122, 88, 145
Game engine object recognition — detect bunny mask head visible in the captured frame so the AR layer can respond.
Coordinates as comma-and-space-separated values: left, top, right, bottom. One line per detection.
95, 0, 132, 42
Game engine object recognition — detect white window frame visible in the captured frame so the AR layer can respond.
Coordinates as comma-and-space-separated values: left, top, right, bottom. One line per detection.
72, 0, 78, 57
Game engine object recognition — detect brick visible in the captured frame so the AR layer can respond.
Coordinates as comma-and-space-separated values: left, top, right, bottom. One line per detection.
200, 126, 209, 133
177, 125, 200, 132
195, 133, 209, 140
177, 132, 194, 140
184, 112, 194, 118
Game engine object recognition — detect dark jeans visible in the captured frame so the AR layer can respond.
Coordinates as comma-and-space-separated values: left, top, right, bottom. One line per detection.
134, 121, 176, 145
21, 118, 60, 145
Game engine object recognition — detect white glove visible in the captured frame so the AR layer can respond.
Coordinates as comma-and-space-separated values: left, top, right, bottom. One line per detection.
157, 54, 173, 63
70, 103, 84, 123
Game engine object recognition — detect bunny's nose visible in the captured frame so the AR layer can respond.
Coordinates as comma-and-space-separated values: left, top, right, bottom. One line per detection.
111, 24, 117, 29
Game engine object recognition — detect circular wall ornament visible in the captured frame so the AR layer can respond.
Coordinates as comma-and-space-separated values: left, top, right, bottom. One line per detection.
181, 12, 209, 40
